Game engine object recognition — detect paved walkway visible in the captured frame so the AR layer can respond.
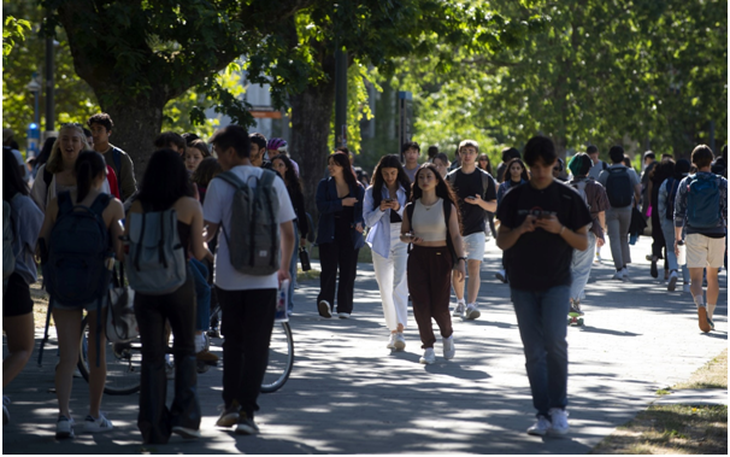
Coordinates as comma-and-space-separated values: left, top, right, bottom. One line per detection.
3, 236, 727, 454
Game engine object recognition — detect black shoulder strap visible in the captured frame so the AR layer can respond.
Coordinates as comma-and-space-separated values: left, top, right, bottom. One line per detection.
43, 167, 53, 188
406, 202, 415, 224
442, 199, 457, 265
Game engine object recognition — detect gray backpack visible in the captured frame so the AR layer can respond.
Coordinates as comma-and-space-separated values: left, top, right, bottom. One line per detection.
216, 169, 280, 276
125, 205, 187, 295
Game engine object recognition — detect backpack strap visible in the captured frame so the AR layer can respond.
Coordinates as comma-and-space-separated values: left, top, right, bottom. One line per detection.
258, 169, 278, 269
57, 191, 74, 215
43, 167, 53, 189
442, 199, 457, 265
405, 202, 415, 254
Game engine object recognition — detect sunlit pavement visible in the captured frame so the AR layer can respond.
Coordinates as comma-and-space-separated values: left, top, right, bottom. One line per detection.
3, 235, 726, 454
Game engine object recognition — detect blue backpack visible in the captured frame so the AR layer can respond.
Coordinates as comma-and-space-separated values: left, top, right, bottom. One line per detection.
43, 192, 113, 306
686, 174, 721, 229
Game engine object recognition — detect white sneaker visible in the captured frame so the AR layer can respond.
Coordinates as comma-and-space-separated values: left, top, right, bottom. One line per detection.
683, 284, 691, 293
394, 333, 406, 351
667, 270, 679, 291
83, 414, 113, 433
453, 301, 465, 317
172, 425, 201, 439
419, 348, 436, 365
622, 266, 630, 279
549, 408, 569, 434
56, 416, 75, 439
612, 269, 625, 280
443, 335, 455, 360
465, 303, 481, 320
386, 333, 396, 349
495, 269, 508, 283
318, 300, 332, 318
526, 415, 551, 436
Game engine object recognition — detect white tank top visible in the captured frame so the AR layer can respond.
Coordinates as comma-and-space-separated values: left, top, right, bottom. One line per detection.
411, 198, 448, 242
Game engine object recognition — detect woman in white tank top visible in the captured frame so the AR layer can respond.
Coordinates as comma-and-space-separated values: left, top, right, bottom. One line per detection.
400, 164, 466, 365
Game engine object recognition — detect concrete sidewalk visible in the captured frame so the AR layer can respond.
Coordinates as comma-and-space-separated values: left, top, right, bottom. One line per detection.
3, 236, 727, 454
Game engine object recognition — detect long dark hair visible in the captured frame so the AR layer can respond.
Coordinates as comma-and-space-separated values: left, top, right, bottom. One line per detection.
371, 154, 411, 210
136, 149, 193, 211
410, 163, 461, 231
74, 150, 107, 202
4, 149, 29, 201
328, 152, 358, 188
505, 157, 529, 183
477, 153, 494, 175
271, 154, 302, 194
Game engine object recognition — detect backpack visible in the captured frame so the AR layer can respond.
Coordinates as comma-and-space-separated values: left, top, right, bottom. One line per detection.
406, 198, 457, 265
3, 199, 16, 283
686, 174, 721, 229
569, 178, 591, 212
216, 169, 280, 275
605, 167, 633, 208
43, 192, 113, 306
665, 177, 679, 221
125, 204, 187, 295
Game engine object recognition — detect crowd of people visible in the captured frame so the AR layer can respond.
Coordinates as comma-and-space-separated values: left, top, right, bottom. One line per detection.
2, 117, 727, 441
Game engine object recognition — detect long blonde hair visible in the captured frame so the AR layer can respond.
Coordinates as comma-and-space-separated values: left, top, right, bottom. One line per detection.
45, 123, 90, 174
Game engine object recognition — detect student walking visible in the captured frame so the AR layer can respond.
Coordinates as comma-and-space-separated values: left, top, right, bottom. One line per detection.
401, 163, 466, 364
446, 140, 498, 320
496, 136, 592, 436
402, 141, 421, 183
597, 146, 641, 280
567, 153, 609, 313
124, 149, 210, 443
38, 151, 125, 439
203, 125, 295, 435
87, 113, 137, 202
495, 158, 530, 283
657, 158, 691, 292
363, 155, 412, 350
315, 152, 365, 319
673, 145, 727, 333
477, 153, 498, 239
3, 150, 44, 424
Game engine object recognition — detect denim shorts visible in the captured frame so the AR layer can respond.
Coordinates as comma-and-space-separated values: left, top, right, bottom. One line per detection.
52, 294, 107, 312
463, 232, 486, 261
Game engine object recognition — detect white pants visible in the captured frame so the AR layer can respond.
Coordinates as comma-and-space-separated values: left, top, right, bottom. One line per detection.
372, 224, 409, 331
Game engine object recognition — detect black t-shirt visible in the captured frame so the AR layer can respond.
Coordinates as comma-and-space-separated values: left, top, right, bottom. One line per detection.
496, 180, 592, 291
449, 168, 497, 236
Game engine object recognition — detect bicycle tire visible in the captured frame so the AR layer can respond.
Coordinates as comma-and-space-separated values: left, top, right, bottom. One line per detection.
77, 315, 142, 396
261, 321, 294, 393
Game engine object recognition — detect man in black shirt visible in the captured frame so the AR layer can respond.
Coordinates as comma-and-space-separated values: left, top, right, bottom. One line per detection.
446, 140, 497, 320
496, 136, 591, 437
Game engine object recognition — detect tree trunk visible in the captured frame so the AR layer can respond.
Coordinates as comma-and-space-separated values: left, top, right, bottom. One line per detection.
290, 75, 336, 226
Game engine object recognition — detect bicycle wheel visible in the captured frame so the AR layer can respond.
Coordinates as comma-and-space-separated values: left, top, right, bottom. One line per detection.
77, 315, 142, 395
261, 321, 294, 393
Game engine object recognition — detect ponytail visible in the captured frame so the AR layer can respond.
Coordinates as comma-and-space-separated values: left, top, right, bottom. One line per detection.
74, 151, 107, 202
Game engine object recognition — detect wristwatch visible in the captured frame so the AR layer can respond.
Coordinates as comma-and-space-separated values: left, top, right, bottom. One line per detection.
458, 256, 468, 262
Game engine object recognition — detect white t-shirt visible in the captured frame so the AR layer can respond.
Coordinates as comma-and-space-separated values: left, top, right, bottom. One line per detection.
203, 165, 296, 291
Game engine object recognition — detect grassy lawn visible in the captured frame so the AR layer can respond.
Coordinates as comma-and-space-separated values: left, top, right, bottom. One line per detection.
592, 350, 728, 454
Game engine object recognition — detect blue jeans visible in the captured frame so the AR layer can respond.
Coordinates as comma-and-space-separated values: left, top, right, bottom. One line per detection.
510, 285, 570, 417
189, 258, 211, 332
570, 232, 596, 301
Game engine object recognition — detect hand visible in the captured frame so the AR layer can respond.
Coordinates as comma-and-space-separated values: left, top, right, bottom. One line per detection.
674, 239, 680, 257
596, 237, 605, 248
300, 237, 307, 247
355, 222, 364, 233
465, 195, 482, 205
534, 214, 563, 234
453, 258, 466, 281
380, 199, 391, 211
277, 268, 291, 288
519, 215, 538, 235
342, 197, 358, 207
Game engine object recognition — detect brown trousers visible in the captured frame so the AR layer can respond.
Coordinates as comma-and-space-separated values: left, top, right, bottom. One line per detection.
407, 245, 454, 349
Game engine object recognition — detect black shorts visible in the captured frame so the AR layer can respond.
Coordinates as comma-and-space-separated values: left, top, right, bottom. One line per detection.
3, 272, 34, 317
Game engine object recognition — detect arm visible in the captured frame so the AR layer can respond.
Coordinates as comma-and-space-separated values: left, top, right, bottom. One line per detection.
278, 220, 295, 286
596, 211, 606, 246
107, 199, 126, 261
633, 183, 641, 207
362, 186, 385, 228
315, 180, 344, 214
293, 191, 309, 243
30, 166, 48, 213
190, 200, 213, 261
37, 197, 59, 258
353, 184, 365, 233
496, 215, 537, 251
467, 194, 497, 213
119, 153, 138, 202
448, 203, 466, 281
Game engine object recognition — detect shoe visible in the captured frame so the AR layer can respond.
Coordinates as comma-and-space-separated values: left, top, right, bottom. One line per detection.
3, 397, 9, 425
216, 403, 240, 427
667, 270, 678, 291
83, 414, 113, 433
569, 300, 584, 316
549, 408, 569, 434
452, 301, 465, 317
386, 333, 396, 349
419, 348, 436, 365
707, 318, 715, 330
235, 413, 260, 435
55, 416, 75, 439
683, 284, 691, 293
338, 312, 350, 319
650, 258, 658, 278
622, 266, 630, 279
165, 360, 175, 380
443, 335, 455, 360
464, 303, 481, 320
196, 350, 219, 364
526, 415, 551, 436
318, 300, 332, 318
207, 327, 222, 339
172, 426, 201, 439
697, 306, 711, 333
393, 333, 406, 351
495, 269, 508, 283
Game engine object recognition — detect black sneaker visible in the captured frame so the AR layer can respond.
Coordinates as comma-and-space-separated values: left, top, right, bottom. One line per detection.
235, 412, 260, 435
650, 259, 658, 278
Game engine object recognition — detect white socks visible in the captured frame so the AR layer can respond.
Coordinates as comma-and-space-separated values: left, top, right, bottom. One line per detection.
693, 294, 705, 308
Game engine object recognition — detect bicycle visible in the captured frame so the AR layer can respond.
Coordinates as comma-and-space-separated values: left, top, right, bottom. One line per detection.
77, 314, 294, 395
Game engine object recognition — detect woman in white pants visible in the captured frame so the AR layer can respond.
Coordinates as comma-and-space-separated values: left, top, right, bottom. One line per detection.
364, 155, 412, 350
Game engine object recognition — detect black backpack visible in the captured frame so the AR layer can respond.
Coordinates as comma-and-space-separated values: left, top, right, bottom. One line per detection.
605, 167, 633, 208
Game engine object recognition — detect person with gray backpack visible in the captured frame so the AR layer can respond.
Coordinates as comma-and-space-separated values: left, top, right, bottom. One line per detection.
202, 125, 295, 436
123, 149, 212, 444
597, 146, 641, 280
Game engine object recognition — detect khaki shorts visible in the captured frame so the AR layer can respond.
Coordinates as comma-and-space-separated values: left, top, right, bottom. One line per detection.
686, 233, 726, 269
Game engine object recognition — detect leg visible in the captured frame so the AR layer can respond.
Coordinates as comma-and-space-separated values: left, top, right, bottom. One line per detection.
2, 313, 34, 388
336, 240, 358, 315
317, 242, 338, 310
705, 267, 720, 319
618, 209, 633, 267
452, 265, 465, 302
217, 288, 246, 410
605, 210, 623, 270
288, 225, 299, 311
372, 250, 397, 331
463, 232, 485, 304
431, 249, 454, 339
391, 238, 409, 331
52, 307, 83, 419
85, 306, 107, 419
540, 285, 571, 411
134, 293, 171, 444
189, 258, 211, 333
569, 232, 596, 301
466, 260, 482, 304
408, 247, 436, 348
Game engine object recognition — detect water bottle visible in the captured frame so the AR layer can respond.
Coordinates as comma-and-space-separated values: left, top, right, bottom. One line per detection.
275, 279, 290, 323
677, 240, 686, 266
